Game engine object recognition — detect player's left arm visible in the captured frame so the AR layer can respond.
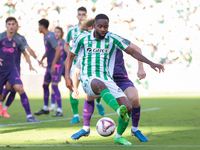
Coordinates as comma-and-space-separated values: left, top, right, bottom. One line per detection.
47, 34, 62, 74
124, 46, 165, 73
26, 46, 39, 61
0, 58, 3, 66
51, 46, 62, 74
129, 43, 146, 80
22, 51, 35, 72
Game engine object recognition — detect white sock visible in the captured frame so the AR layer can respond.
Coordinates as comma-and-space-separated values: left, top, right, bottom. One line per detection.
57, 108, 63, 113
50, 104, 56, 108
95, 101, 101, 105
0, 102, 2, 105
43, 105, 49, 111
132, 126, 139, 132
74, 114, 79, 117
27, 114, 32, 118
117, 108, 120, 116
82, 126, 90, 132
115, 132, 122, 138
3, 105, 8, 110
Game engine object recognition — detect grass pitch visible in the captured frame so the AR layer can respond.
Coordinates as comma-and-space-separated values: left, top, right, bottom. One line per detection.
0, 93, 200, 150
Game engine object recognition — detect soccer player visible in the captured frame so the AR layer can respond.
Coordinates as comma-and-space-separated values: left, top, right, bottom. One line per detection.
0, 17, 39, 122
64, 6, 87, 123
72, 19, 148, 142
34, 19, 63, 117
1, 21, 39, 118
65, 14, 164, 145
49, 26, 66, 112
71, 18, 148, 142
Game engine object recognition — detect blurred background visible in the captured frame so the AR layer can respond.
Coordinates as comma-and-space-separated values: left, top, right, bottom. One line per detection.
0, 0, 200, 95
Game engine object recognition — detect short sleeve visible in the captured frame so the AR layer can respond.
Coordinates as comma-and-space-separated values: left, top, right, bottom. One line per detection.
18, 40, 26, 52
71, 34, 84, 55
21, 36, 28, 48
65, 27, 72, 43
47, 34, 58, 48
111, 34, 129, 51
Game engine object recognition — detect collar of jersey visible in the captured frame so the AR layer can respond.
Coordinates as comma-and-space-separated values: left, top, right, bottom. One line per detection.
90, 29, 108, 40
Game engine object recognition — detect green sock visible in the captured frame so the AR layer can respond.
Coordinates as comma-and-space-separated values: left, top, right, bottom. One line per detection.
100, 89, 119, 112
70, 93, 79, 115
95, 98, 101, 104
117, 113, 132, 135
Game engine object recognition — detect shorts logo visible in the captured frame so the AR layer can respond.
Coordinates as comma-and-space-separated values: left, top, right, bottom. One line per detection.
117, 88, 121, 93
87, 47, 108, 53
13, 42, 16, 47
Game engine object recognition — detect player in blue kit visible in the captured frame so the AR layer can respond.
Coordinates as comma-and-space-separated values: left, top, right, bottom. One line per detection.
0, 17, 39, 122
1, 21, 39, 118
34, 19, 63, 117
49, 27, 66, 113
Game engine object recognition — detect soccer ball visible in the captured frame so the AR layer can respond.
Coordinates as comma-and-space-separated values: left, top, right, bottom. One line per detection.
96, 117, 116, 137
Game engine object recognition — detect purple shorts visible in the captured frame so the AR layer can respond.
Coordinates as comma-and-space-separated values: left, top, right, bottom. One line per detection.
61, 66, 65, 78
0, 67, 22, 94
44, 64, 64, 83
114, 76, 135, 92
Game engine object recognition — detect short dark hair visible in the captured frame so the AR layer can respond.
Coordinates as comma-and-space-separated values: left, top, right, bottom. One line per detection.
6, 17, 17, 23
38, 19, 49, 29
95, 14, 109, 22
77, 6, 87, 13
55, 26, 64, 37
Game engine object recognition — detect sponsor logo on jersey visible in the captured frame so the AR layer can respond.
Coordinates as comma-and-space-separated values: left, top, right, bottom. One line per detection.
13, 42, 16, 47
87, 47, 108, 53
3, 47, 15, 53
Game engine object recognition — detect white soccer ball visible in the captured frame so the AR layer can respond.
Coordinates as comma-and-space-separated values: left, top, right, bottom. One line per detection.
96, 117, 116, 137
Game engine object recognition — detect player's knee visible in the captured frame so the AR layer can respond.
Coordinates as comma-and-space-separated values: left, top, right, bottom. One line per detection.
129, 94, 139, 103
126, 103, 132, 114
52, 85, 58, 92
15, 86, 24, 94
43, 84, 49, 90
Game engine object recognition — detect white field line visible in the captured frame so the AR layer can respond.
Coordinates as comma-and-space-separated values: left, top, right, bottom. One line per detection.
0, 145, 199, 148
0, 107, 160, 128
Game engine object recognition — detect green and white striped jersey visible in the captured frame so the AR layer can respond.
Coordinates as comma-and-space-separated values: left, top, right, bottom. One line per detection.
65, 24, 81, 43
71, 29, 129, 80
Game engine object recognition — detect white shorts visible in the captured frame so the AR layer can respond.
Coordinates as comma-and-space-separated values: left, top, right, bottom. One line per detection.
80, 75, 126, 99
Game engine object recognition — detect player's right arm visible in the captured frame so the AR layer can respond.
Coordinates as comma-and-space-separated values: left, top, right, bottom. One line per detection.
64, 42, 70, 56
65, 51, 76, 91
64, 27, 73, 55
71, 67, 81, 99
39, 53, 47, 66
0, 58, 3, 66
65, 33, 84, 91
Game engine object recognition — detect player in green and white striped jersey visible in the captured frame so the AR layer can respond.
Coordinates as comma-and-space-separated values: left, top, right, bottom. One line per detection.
64, 7, 87, 124
65, 14, 164, 145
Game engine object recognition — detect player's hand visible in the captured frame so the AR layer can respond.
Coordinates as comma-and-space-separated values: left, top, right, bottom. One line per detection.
137, 69, 146, 80
38, 60, 43, 67
150, 63, 165, 73
0, 58, 3, 66
29, 65, 37, 73
51, 64, 56, 74
66, 77, 74, 92
72, 88, 79, 99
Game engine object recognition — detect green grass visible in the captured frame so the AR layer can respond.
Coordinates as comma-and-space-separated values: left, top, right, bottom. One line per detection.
0, 94, 200, 150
